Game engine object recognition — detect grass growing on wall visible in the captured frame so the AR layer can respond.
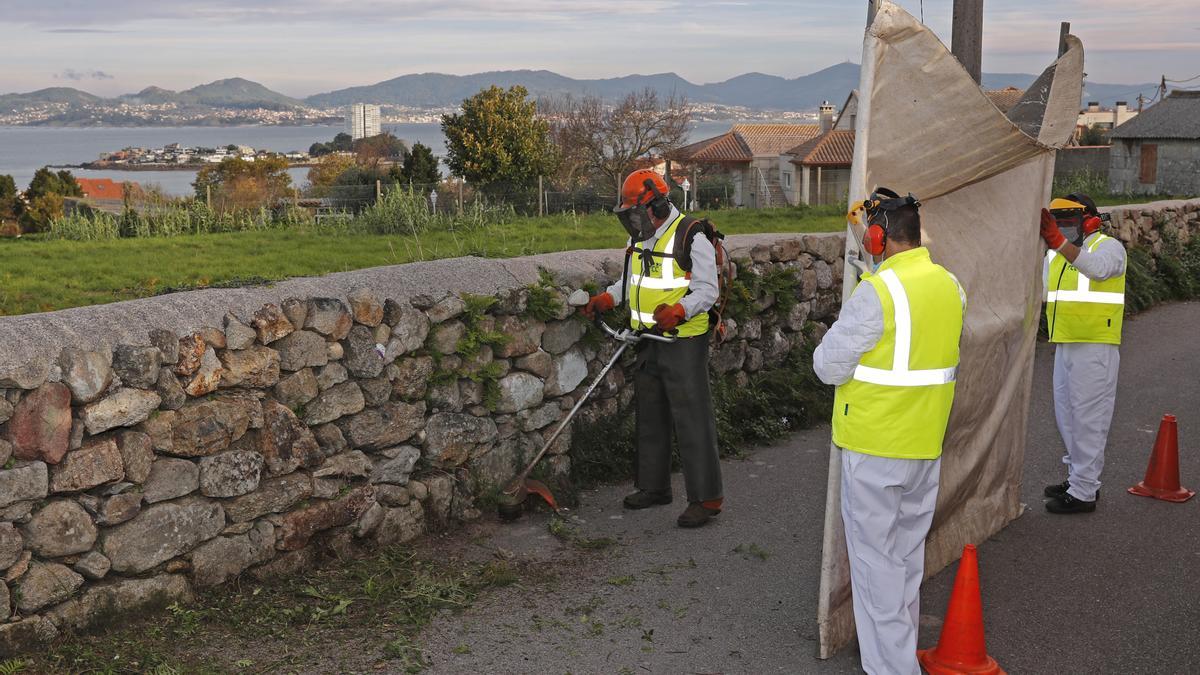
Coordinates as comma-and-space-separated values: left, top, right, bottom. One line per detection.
0, 206, 843, 316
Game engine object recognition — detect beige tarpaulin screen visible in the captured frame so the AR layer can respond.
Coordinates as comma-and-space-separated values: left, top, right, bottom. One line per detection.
816, 2, 1084, 658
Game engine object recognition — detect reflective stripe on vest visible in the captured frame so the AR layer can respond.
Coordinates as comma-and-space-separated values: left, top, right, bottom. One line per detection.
629, 225, 689, 290
831, 247, 964, 460
852, 269, 958, 387
1045, 233, 1126, 345
1045, 243, 1125, 305
627, 213, 710, 337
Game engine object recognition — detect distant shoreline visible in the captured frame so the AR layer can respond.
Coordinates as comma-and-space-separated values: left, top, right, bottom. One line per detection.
51, 162, 320, 172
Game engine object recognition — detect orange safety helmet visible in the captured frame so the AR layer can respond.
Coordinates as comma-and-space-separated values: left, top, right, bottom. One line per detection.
618, 169, 670, 210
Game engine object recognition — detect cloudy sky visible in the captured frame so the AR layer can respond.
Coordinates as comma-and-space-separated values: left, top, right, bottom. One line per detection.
3, 1, 1196, 97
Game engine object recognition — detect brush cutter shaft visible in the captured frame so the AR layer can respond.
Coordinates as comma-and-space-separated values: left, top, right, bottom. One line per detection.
511, 340, 631, 486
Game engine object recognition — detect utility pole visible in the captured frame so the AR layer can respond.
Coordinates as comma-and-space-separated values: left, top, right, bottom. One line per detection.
1058, 22, 1071, 58
1159, 75, 1168, 102
951, 0, 984, 84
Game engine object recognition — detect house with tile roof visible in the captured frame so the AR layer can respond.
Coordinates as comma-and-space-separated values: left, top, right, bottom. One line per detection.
1108, 90, 1200, 196
785, 129, 855, 206
668, 123, 821, 208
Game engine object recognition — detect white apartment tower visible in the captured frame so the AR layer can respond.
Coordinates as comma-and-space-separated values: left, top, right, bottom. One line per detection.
346, 103, 382, 140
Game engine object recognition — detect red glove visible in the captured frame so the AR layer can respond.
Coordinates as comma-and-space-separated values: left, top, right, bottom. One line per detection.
580, 292, 614, 319
1040, 208, 1066, 250
652, 303, 687, 331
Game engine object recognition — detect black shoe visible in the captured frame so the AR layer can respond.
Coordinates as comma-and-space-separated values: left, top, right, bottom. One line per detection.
1044, 480, 1070, 499
676, 502, 720, 528
623, 490, 672, 510
1046, 493, 1096, 514
1044, 481, 1100, 500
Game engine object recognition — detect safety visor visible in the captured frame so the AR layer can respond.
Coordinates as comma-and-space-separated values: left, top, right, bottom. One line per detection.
614, 201, 656, 241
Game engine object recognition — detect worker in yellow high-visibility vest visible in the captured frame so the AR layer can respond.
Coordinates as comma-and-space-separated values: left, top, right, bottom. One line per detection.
813, 188, 965, 675
578, 169, 723, 528
1040, 193, 1126, 514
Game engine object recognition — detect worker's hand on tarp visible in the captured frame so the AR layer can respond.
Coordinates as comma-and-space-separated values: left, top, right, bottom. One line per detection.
1040, 208, 1066, 250
652, 303, 686, 331
581, 292, 614, 319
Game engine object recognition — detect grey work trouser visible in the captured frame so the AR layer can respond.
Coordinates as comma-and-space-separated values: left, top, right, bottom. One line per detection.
1053, 342, 1120, 501
633, 335, 723, 503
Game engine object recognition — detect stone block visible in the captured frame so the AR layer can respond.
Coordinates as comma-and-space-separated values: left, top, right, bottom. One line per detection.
199, 451, 264, 498
103, 498, 225, 574
113, 345, 162, 389
5, 382, 72, 464
50, 437, 124, 493
23, 500, 97, 557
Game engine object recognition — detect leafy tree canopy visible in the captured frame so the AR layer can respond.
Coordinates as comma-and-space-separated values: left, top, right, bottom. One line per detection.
441, 85, 557, 195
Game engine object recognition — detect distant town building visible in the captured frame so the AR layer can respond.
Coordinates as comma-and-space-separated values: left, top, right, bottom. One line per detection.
346, 103, 382, 140
1078, 100, 1138, 132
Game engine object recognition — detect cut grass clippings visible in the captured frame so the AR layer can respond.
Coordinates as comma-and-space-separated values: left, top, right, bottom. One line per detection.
23, 547, 540, 675
0, 206, 844, 316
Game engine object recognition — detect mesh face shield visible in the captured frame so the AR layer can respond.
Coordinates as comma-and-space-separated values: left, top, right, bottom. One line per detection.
613, 203, 657, 242
1050, 210, 1086, 246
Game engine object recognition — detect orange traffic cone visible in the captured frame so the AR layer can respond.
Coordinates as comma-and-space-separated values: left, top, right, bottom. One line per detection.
917, 544, 1004, 675
1128, 414, 1195, 503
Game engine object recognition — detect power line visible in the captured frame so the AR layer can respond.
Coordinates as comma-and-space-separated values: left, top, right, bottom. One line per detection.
1164, 73, 1200, 83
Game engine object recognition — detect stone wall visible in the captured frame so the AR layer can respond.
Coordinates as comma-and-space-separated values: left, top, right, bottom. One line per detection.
1053, 145, 1109, 182
1103, 198, 1200, 253
0, 231, 848, 654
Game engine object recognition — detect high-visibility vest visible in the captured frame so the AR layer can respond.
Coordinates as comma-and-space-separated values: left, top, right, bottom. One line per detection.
832, 247, 965, 460
627, 213, 710, 338
1045, 233, 1125, 345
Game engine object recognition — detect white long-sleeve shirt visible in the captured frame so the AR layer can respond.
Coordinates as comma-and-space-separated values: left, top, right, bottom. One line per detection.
1042, 231, 1127, 288
813, 281, 885, 386
605, 205, 719, 319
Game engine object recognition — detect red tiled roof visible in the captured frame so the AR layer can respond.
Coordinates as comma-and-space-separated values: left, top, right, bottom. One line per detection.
985, 86, 1025, 113
787, 129, 855, 167
76, 178, 126, 201
671, 124, 821, 163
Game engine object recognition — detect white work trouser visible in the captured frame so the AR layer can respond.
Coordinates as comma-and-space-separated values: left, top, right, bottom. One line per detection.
840, 449, 941, 675
1053, 342, 1120, 502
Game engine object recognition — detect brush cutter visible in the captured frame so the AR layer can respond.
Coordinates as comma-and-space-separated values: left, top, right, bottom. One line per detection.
497, 290, 676, 521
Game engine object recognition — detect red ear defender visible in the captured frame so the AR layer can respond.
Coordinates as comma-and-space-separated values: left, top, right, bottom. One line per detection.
864, 223, 887, 256
1083, 215, 1102, 235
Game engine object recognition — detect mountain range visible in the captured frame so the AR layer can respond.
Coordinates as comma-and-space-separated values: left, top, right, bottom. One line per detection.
1, 66, 1156, 116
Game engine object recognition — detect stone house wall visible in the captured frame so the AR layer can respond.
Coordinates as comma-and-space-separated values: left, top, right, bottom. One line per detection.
1, 197, 1196, 654
1110, 139, 1200, 196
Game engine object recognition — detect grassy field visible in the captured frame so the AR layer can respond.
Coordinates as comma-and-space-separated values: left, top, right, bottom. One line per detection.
0, 207, 844, 316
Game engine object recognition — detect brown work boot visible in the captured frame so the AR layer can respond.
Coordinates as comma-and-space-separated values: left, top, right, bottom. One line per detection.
676, 502, 721, 528
623, 489, 672, 510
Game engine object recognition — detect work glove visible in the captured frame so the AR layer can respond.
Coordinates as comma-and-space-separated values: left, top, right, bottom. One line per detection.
1040, 208, 1067, 250
652, 303, 687, 331
580, 292, 614, 319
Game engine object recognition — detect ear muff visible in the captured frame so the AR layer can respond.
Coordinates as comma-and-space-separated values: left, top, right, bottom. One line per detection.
642, 178, 672, 219
864, 217, 887, 257
1083, 215, 1102, 236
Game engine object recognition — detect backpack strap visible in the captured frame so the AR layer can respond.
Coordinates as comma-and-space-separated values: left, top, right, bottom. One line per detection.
673, 216, 718, 273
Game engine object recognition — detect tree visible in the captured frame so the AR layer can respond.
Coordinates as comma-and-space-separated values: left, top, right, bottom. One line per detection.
0, 174, 17, 223
398, 142, 441, 191
308, 132, 355, 157
306, 154, 359, 194
194, 155, 292, 211
549, 89, 691, 193
441, 85, 557, 197
27, 167, 83, 200
353, 132, 408, 168
1078, 123, 1110, 146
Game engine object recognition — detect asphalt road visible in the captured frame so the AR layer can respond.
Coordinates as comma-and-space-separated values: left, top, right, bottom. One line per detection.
406, 300, 1200, 675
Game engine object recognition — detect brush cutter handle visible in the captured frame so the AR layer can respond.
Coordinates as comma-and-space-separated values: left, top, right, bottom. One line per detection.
595, 317, 677, 344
